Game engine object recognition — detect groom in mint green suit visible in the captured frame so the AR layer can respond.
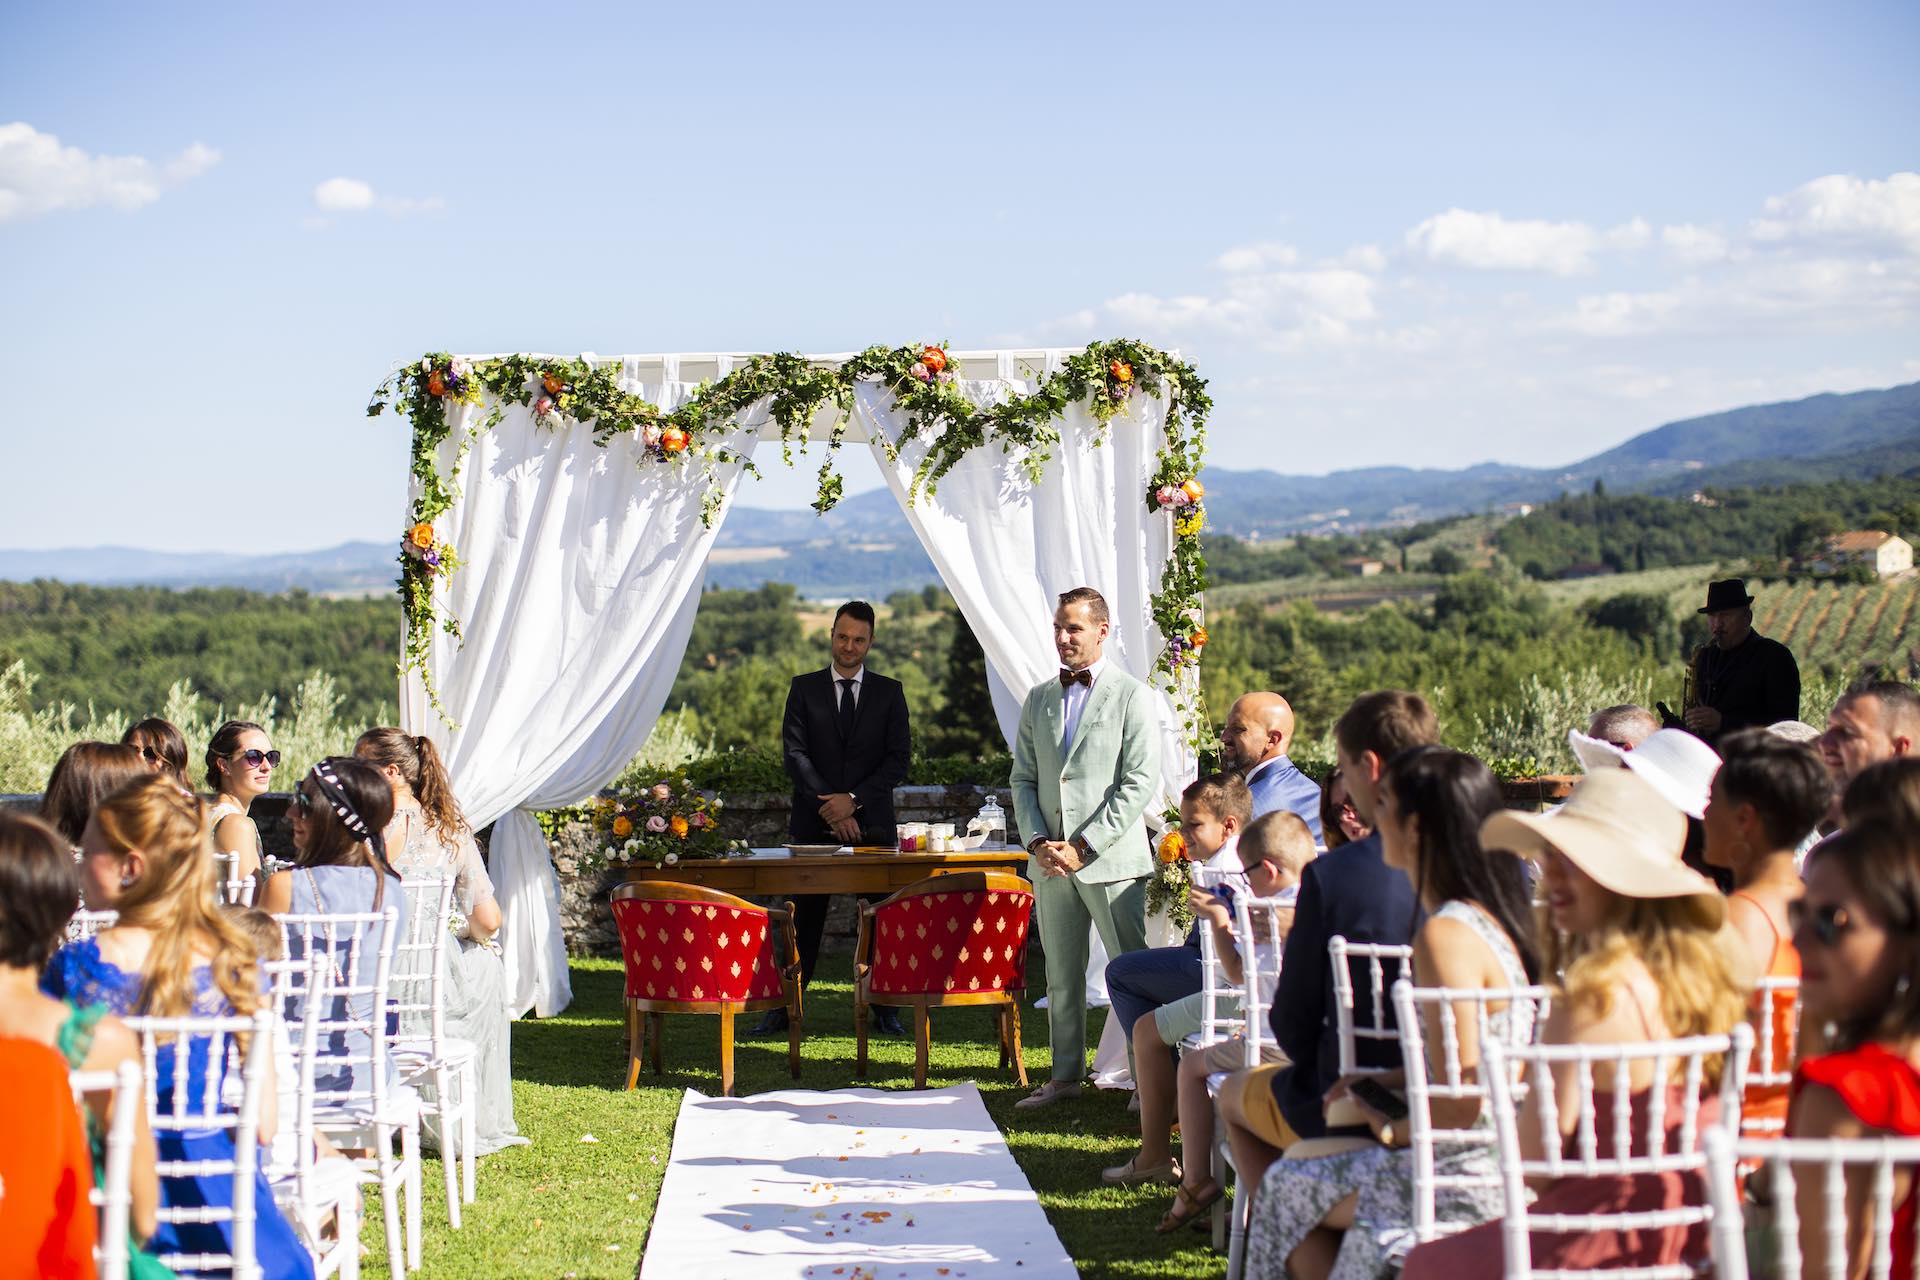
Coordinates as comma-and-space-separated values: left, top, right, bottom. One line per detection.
1010, 586, 1161, 1109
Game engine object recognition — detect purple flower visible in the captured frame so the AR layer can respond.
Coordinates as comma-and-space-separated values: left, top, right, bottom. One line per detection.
422, 548, 441, 569
936, 370, 955, 384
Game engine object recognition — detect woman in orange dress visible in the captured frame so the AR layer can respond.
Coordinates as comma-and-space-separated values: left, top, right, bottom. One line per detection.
0, 1037, 98, 1279
1702, 728, 1831, 1131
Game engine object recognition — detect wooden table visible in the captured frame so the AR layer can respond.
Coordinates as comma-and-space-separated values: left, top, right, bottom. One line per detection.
622, 847, 1032, 896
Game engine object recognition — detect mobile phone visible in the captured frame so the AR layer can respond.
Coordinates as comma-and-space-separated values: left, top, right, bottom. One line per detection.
1346, 1076, 1410, 1123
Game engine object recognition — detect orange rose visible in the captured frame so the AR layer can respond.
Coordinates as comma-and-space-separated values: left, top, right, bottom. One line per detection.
426, 371, 447, 398
408, 522, 435, 550
541, 372, 565, 396
1180, 478, 1205, 502
670, 815, 689, 839
1190, 626, 1208, 650
1156, 831, 1186, 864
660, 426, 690, 454
611, 815, 633, 837
1110, 359, 1133, 383
920, 346, 948, 374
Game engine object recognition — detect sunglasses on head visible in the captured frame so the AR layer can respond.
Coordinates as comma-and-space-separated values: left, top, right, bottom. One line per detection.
294, 787, 313, 814
231, 748, 281, 769
1787, 900, 1854, 948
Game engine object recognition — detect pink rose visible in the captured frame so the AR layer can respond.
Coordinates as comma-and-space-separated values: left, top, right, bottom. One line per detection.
646, 815, 668, 833
642, 424, 662, 449
909, 361, 930, 381
534, 394, 554, 415
689, 811, 709, 829
1154, 485, 1181, 508
651, 783, 672, 802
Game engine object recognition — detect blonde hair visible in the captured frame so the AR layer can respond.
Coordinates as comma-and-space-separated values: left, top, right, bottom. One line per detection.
1542, 893, 1751, 1083
94, 775, 260, 1019
1240, 811, 1315, 882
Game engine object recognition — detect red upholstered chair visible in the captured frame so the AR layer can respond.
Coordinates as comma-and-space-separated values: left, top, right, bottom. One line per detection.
855, 871, 1033, 1089
610, 881, 802, 1097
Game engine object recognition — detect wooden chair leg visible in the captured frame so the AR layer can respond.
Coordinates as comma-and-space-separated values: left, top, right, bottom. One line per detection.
855, 986, 870, 1079
1008, 997, 1027, 1087
720, 1007, 736, 1098
649, 1012, 664, 1075
625, 1000, 643, 1091
913, 1006, 931, 1090
786, 996, 802, 1080
997, 1006, 1010, 1069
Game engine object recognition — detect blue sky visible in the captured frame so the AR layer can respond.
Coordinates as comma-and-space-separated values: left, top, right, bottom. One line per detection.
2, 0, 1916, 552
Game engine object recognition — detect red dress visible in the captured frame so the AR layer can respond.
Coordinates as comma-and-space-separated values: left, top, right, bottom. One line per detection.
0, 1037, 97, 1279
1402, 1086, 1719, 1279
1792, 1043, 1920, 1280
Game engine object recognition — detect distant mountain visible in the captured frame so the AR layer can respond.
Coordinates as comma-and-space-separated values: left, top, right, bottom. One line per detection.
7, 381, 1914, 598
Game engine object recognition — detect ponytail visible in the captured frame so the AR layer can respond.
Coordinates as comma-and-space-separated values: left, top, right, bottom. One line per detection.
354, 726, 469, 841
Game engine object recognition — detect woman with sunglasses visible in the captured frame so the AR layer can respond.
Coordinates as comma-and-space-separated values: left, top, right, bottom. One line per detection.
122, 717, 190, 787
260, 757, 408, 1105
1787, 819, 1920, 1279
204, 720, 277, 890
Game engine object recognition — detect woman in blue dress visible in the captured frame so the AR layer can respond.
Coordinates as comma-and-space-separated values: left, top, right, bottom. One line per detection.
260, 756, 409, 1103
43, 773, 314, 1280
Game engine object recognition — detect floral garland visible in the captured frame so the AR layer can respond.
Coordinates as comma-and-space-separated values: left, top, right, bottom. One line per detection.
369, 339, 1213, 745
1145, 828, 1198, 932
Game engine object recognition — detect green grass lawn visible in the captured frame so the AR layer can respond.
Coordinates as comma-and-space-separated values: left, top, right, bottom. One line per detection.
376, 953, 1228, 1278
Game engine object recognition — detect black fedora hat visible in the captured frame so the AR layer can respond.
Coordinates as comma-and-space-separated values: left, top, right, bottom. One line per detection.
1698, 578, 1755, 614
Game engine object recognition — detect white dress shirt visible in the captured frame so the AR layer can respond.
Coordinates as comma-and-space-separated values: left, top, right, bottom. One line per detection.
830, 664, 865, 710
1059, 655, 1108, 755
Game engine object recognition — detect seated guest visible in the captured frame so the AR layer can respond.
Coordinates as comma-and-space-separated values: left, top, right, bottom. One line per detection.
205, 719, 279, 886
1217, 691, 1430, 1198
0, 1038, 97, 1279
1101, 772, 1253, 1184
1320, 771, 1368, 851
1402, 768, 1750, 1279
1150, 811, 1314, 1233
44, 775, 313, 1280
1247, 747, 1539, 1279
1820, 682, 1920, 830
1218, 692, 1324, 839
1702, 728, 1830, 1129
1584, 703, 1660, 752
1787, 820, 1919, 1280
1842, 756, 1920, 827
121, 717, 191, 788
261, 757, 408, 1104
0, 811, 161, 1271
357, 726, 528, 1153
41, 741, 148, 852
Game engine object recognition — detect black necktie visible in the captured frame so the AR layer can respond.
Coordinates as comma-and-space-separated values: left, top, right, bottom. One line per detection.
837, 677, 857, 737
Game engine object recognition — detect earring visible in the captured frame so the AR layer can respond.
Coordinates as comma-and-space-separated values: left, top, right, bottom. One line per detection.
119, 873, 135, 888
1899, 975, 1912, 998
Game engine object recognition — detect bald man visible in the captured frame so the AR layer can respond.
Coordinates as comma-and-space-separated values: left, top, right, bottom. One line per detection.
1218, 692, 1323, 842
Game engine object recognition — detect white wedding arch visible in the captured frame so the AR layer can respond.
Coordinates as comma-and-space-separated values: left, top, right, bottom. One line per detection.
384, 346, 1209, 1017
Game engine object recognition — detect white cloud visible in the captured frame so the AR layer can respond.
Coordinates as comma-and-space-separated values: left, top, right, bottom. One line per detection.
312, 177, 375, 212
0, 122, 219, 223
305, 176, 444, 229
1750, 172, 1920, 254
1404, 208, 1607, 275
1213, 241, 1298, 272
1661, 223, 1731, 265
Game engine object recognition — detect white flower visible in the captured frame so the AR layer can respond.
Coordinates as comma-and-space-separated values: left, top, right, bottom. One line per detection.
420, 357, 434, 374
663, 852, 679, 866
450, 356, 471, 379
624, 838, 639, 854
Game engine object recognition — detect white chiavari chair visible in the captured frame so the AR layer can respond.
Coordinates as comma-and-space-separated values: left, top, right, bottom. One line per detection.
260, 956, 361, 1280
388, 875, 480, 1225
1392, 977, 1553, 1246
1744, 975, 1802, 1139
1705, 1129, 1920, 1280
122, 1008, 274, 1280
277, 907, 421, 1276
1211, 889, 1293, 1268
67, 907, 119, 943
70, 1058, 142, 1280
1188, 862, 1250, 1053
1330, 936, 1415, 1079
1483, 1024, 1753, 1280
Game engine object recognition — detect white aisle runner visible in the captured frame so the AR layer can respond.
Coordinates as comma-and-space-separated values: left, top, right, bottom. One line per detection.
640, 1084, 1077, 1280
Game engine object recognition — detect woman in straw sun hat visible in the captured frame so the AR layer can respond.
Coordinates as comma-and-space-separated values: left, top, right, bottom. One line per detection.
1402, 768, 1751, 1280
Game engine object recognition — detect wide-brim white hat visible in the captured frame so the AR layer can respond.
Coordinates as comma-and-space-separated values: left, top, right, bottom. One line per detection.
1569, 726, 1721, 820
1482, 769, 1724, 921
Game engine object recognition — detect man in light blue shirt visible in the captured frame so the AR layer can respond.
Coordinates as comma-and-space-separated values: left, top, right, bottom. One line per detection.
1219, 692, 1323, 842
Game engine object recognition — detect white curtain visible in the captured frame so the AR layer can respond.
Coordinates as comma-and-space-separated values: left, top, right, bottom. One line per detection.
853, 354, 1199, 814
400, 357, 761, 1018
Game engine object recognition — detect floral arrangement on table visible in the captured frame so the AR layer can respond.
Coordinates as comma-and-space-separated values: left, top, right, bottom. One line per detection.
370, 338, 1213, 745
1144, 826, 1198, 933
584, 771, 732, 872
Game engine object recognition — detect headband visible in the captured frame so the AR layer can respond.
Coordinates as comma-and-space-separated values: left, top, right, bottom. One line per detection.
308, 759, 388, 864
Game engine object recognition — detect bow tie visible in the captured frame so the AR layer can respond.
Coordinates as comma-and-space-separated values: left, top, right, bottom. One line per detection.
1059, 668, 1092, 688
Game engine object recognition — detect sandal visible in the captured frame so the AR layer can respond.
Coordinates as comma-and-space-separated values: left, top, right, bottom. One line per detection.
1101, 1153, 1183, 1186
1156, 1179, 1224, 1234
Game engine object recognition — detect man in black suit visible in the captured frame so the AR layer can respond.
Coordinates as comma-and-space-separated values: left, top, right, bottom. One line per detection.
1219, 689, 1427, 1193
752, 600, 913, 1036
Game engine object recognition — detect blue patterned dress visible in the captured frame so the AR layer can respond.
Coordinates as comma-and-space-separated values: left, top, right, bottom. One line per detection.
42, 938, 315, 1280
